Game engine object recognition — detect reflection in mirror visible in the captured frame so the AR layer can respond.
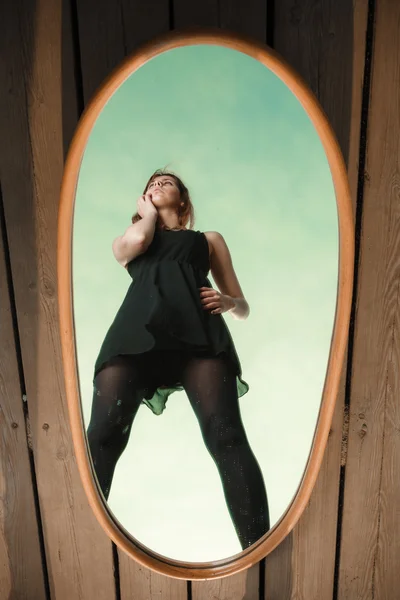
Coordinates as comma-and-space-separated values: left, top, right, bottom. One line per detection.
73, 44, 338, 562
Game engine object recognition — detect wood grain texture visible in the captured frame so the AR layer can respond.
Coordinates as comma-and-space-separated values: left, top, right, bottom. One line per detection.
268, 1, 367, 598
347, 0, 371, 208
338, 0, 400, 597
219, 0, 267, 41
119, 562, 188, 599
0, 0, 116, 598
192, 564, 260, 600
74, 1, 187, 598
76, 0, 126, 104
5, 0, 400, 597
0, 202, 47, 598
173, 0, 219, 29
121, 0, 170, 55
193, 565, 259, 600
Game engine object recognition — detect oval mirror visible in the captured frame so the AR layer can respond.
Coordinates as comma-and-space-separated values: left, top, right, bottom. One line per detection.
58, 29, 354, 579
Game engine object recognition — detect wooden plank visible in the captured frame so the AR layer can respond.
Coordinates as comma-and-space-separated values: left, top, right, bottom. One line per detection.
347, 0, 372, 205
0, 0, 117, 598
219, 0, 267, 41
121, 0, 169, 55
0, 202, 47, 597
120, 563, 188, 600
75, 1, 187, 597
193, 566, 259, 600
173, 0, 219, 29
268, 1, 368, 598
75, 1, 125, 104
338, 0, 400, 597
174, 0, 267, 37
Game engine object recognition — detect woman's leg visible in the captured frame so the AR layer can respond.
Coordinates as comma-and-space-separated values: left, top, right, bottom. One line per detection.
180, 354, 270, 549
87, 356, 144, 501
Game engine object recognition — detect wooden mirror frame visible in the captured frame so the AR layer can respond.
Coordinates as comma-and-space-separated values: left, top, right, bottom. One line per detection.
58, 27, 354, 580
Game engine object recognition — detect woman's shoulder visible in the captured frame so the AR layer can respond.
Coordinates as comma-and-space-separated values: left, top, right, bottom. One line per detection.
202, 231, 228, 261
202, 230, 227, 249
202, 230, 224, 242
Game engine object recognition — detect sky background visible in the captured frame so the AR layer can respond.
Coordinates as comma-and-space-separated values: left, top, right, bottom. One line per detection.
73, 44, 339, 563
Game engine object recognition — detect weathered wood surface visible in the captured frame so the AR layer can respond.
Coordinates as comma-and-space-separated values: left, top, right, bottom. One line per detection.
264, 1, 368, 599
0, 191, 47, 599
0, 0, 116, 598
338, 0, 400, 598
1, 0, 398, 599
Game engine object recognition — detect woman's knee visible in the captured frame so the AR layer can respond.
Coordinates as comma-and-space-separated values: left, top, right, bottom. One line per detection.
202, 413, 246, 456
87, 413, 132, 451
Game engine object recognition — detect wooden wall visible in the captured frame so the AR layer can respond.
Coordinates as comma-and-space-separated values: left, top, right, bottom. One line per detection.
0, 0, 399, 598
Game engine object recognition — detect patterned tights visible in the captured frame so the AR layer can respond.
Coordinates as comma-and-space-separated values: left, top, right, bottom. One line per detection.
87, 351, 270, 549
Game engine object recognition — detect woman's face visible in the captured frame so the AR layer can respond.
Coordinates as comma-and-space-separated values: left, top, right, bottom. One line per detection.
146, 176, 181, 210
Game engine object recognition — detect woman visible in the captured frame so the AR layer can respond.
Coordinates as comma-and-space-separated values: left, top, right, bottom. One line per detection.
87, 169, 270, 550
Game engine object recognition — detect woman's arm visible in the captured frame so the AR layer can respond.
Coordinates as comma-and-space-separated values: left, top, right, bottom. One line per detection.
112, 213, 158, 268
203, 231, 250, 321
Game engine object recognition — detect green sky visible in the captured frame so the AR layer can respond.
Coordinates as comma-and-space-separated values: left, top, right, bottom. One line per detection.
73, 44, 338, 562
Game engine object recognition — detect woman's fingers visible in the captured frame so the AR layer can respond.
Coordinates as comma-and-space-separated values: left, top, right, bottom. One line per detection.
202, 296, 219, 304
199, 288, 217, 297
137, 193, 157, 218
201, 297, 221, 309
198, 287, 221, 312
203, 302, 220, 310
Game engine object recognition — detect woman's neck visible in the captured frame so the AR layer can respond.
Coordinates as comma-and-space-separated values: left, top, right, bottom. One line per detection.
159, 223, 187, 231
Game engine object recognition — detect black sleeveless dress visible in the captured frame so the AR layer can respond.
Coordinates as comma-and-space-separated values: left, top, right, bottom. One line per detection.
93, 228, 249, 415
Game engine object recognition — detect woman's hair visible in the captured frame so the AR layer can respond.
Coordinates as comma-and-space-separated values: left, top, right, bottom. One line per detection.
131, 168, 195, 230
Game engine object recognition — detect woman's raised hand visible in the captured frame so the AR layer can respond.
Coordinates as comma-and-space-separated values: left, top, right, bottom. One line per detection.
137, 192, 158, 219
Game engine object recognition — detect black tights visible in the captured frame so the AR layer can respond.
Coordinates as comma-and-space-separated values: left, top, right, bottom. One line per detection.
87, 351, 270, 549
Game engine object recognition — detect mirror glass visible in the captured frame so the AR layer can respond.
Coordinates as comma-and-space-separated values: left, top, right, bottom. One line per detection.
73, 43, 338, 563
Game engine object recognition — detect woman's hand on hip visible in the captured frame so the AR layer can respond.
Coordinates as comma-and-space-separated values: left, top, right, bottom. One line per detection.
199, 286, 235, 315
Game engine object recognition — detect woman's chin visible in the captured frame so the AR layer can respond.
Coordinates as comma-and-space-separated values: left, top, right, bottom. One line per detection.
150, 195, 164, 205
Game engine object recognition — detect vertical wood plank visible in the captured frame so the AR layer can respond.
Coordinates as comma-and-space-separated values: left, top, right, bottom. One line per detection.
219, 0, 267, 41
120, 0, 169, 55
267, 1, 367, 598
120, 564, 188, 600
74, 1, 187, 597
0, 197, 47, 599
0, 0, 117, 598
173, 0, 219, 29
338, 0, 400, 598
75, 1, 125, 104
193, 566, 260, 600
